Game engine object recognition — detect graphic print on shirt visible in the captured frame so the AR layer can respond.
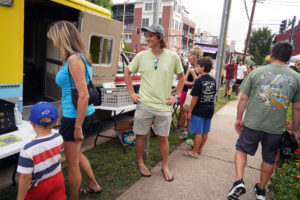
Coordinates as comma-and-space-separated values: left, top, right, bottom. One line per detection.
256, 72, 293, 110
201, 81, 216, 103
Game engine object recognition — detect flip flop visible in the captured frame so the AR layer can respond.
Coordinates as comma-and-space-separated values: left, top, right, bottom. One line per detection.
139, 167, 151, 177
183, 151, 199, 159
161, 169, 174, 182
80, 186, 102, 194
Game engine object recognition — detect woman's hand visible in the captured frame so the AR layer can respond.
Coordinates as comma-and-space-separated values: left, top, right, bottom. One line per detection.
74, 127, 84, 142
166, 96, 178, 105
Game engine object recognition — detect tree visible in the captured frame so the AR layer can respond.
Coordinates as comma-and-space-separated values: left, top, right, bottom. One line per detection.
123, 42, 131, 57
86, 0, 112, 12
248, 27, 275, 65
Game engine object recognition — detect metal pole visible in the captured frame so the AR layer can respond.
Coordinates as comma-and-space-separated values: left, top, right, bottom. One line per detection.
215, 0, 232, 102
153, 0, 158, 25
121, 0, 127, 49
242, 0, 256, 63
289, 16, 296, 43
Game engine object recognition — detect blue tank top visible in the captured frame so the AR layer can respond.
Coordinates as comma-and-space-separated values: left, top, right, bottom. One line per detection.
56, 54, 95, 118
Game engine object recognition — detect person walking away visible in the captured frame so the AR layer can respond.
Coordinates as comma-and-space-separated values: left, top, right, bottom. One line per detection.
183, 57, 216, 158
173, 46, 202, 138
235, 61, 247, 96
227, 41, 300, 200
47, 21, 102, 200
17, 102, 65, 200
224, 58, 237, 100
124, 24, 184, 181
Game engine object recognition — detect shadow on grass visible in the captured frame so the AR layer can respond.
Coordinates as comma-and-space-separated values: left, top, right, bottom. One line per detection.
0, 87, 235, 200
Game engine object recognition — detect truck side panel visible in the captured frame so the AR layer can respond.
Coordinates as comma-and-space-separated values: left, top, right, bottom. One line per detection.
0, 1, 24, 85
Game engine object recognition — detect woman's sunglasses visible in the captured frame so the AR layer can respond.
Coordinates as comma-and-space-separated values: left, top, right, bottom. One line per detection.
154, 58, 158, 70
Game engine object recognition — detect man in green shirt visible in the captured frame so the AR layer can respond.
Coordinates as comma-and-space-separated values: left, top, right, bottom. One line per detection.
228, 42, 300, 200
124, 24, 184, 182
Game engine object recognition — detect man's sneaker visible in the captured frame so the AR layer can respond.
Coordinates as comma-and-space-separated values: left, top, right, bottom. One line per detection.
236, 92, 239, 96
254, 183, 266, 200
227, 179, 246, 200
228, 95, 231, 100
224, 94, 228, 98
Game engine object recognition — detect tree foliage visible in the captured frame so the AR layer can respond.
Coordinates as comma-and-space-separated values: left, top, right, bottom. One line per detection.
248, 27, 275, 65
86, 0, 113, 12
123, 42, 131, 56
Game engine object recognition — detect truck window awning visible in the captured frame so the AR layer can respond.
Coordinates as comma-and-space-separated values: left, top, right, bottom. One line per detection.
51, 0, 111, 18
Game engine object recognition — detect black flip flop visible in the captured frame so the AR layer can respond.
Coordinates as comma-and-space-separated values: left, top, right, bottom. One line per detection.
139, 167, 151, 177
80, 186, 102, 194
161, 169, 174, 182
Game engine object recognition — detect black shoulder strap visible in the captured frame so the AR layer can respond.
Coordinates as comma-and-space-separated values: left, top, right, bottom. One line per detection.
67, 53, 92, 88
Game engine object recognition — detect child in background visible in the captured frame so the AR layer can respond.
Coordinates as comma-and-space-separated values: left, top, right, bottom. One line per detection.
17, 102, 65, 200
184, 57, 216, 158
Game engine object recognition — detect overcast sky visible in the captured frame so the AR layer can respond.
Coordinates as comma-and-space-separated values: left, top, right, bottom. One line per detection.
112, 0, 300, 52
184, 0, 300, 52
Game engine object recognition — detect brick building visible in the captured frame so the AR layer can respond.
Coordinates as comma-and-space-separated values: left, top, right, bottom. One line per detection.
275, 20, 300, 56
112, 0, 196, 54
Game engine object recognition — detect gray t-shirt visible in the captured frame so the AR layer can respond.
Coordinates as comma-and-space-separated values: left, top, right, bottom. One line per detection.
241, 64, 300, 134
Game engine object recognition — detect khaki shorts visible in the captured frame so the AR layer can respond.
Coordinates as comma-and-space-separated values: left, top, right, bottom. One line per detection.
133, 103, 172, 137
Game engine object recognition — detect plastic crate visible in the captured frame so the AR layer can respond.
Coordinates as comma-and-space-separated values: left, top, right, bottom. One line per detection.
100, 87, 133, 107
0, 99, 18, 135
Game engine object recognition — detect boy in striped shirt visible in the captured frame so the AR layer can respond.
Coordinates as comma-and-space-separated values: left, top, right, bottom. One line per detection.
17, 102, 65, 200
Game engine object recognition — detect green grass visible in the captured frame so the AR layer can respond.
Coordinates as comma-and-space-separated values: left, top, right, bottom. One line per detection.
0, 87, 232, 200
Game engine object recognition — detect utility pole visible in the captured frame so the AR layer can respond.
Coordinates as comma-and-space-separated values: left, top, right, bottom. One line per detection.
243, 0, 257, 63
289, 16, 296, 43
153, 0, 158, 25
215, 0, 232, 102
121, 0, 127, 50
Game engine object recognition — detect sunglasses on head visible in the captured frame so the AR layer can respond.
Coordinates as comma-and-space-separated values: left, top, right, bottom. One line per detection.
154, 58, 158, 70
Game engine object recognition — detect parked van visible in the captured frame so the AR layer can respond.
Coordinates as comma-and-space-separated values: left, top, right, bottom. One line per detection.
0, 0, 124, 120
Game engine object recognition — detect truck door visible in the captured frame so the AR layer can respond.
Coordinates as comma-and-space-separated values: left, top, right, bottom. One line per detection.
79, 12, 123, 86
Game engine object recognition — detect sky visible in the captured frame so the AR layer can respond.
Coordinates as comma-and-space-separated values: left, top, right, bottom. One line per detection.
183, 0, 300, 52
112, 0, 300, 52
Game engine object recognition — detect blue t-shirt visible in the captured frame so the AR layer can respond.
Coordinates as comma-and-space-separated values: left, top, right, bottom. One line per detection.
56, 54, 95, 118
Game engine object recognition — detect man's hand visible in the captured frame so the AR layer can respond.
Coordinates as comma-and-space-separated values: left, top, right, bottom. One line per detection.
235, 119, 243, 135
166, 96, 178, 105
74, 127, 84, 142
290, 130, 299, 141
130, 93, 141, 104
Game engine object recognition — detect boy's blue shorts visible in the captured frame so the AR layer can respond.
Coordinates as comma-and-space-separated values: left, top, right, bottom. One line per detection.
189, 115, 211, 134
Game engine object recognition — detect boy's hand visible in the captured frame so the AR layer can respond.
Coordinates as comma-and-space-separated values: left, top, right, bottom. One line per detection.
74, 127, 84, 142
17, 173, 32, 200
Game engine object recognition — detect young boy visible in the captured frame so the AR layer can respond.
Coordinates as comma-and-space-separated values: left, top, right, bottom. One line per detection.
184, 57, 216, 158
17, 102, 65, 200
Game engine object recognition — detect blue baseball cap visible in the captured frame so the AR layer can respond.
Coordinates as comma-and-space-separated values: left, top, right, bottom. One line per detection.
29, 102, 58, 126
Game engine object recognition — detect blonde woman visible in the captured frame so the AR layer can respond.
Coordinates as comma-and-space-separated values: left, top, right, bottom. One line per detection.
47, 21, 102, 200
175, 46, 203, 139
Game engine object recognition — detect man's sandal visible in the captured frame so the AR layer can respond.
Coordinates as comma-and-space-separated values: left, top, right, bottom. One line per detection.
161, 169, 174, 182
139, 167, 151, 177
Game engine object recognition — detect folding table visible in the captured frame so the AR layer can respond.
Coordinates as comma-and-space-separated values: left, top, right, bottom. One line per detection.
93, 104, 136, 152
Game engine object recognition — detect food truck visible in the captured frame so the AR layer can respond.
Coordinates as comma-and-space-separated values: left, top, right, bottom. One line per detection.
0, 0, 126, 122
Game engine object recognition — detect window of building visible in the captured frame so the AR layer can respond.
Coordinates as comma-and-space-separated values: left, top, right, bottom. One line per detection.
89, 35, 113, 66
140, 33, 147, 43
175, 21, 178, 30
159, 18, 162, 25
142, 18, 149, 27
124, 34, 132, 43
145, 3, 152, 11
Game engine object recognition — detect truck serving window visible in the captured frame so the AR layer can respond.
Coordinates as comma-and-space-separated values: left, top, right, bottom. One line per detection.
89, 35, 113, 66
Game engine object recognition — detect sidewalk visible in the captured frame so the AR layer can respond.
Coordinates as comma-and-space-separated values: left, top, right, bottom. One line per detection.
117, 100, 270, 200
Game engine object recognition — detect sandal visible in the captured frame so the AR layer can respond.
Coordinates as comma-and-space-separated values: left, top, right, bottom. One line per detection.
80, 186, 102, 194
139, 167, 151, 177
161, 169, 174, 182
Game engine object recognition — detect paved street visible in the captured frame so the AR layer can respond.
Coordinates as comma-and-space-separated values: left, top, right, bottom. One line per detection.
117, 100, 270, 200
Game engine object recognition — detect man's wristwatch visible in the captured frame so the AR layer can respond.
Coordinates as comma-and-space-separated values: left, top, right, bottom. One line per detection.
173, 94, 180, 100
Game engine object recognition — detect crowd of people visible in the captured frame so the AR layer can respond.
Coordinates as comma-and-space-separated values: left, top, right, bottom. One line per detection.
15, 21, 300, 200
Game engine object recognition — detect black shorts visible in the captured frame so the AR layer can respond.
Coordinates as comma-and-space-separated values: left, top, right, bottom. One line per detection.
59, 114, 94, 142
235, 126, 282, 164
235, 79, 243, 85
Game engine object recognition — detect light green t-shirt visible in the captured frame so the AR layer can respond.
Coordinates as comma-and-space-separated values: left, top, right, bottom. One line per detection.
128, 49, 183, 111
241, 64, 300, 134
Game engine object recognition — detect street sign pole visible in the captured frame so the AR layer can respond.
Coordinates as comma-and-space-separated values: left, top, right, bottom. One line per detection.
289, 16, 296, 43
